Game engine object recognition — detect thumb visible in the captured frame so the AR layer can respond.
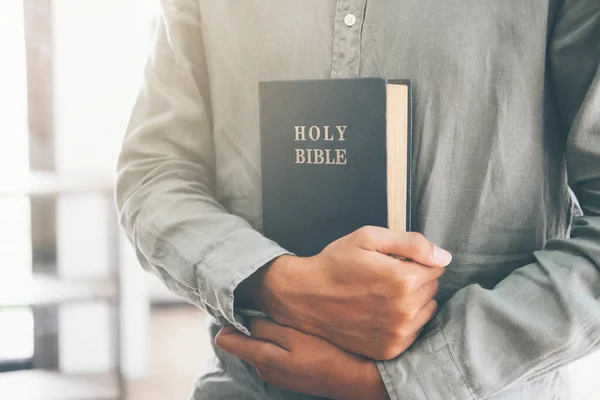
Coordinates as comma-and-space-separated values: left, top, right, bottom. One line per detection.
355, 227, 452, 267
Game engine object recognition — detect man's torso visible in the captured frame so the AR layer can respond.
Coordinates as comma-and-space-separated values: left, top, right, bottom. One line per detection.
193, 1, 572, 398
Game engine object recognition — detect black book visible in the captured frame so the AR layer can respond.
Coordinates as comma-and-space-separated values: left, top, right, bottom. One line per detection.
259, 78, 412, 257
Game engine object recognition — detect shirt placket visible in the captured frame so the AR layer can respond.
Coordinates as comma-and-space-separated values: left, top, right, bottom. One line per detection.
331, 0, 368, 78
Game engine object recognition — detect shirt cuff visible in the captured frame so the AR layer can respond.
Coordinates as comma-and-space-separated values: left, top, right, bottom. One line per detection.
376, 317, 474, 400
195, 227, 292, 335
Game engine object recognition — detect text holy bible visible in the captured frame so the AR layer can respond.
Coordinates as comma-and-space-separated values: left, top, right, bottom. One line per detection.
260, 78, 412, 257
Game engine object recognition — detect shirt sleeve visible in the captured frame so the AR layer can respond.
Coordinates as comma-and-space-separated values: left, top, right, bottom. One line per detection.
115, 0, 290, 335
377, 1, 600, 399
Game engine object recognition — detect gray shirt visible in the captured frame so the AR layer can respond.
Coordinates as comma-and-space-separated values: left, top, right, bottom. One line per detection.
116, 1, 600, 399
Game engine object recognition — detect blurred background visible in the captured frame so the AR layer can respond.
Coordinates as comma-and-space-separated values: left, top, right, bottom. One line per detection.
0, 1, 210, 399
0, 1, 598, 400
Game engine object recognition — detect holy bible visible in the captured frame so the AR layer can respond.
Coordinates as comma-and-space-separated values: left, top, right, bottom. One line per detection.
259, 78, 412, 257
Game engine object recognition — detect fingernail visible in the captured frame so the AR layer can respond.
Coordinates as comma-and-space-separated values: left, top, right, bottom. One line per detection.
434, 245, 452, 265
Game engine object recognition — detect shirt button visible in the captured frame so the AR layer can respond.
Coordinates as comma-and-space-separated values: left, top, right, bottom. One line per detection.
344, 13, 357, 27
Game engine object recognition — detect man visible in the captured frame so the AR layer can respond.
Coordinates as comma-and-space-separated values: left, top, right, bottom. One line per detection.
116, 1, 600, 399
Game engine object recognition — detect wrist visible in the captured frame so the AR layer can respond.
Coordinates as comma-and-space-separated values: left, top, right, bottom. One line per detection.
234, 254, 300, 315
255, 254, 299, 319
359, 362, 390, 400
234, 255, 290, 310
333, 361, 389, 400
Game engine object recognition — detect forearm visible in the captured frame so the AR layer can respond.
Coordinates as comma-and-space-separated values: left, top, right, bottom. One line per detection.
234, 254, 294, 311
377, 211, 600, 400
116, 0, 289, 330
360, 363, 392, 400
117, 159, 288, 322
379, 2, 600, 397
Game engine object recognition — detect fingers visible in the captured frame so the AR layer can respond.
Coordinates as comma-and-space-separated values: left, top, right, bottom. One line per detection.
215, 325, 288, 367
402, 299, 439, 338
392, 259, 444, 296
402, 259, 445, 284
249, 318, 295, 351
353, 226, 452, 267
214, 325, 253, 357
399, 325, 427, 354
405, 279, 439, 314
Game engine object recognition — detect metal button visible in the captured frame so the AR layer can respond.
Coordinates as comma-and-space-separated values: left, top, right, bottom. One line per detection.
344, 13, 357, 27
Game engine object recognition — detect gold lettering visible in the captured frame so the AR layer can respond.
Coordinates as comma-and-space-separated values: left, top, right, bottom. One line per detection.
295, 149, 306, 164
324, 149, 335, 164
294, 126, 306, 141
336, 125, 347, 141
336, 149, 347, 165
323, 126, 334, 141
307, 148, 314, 164
313, 149, 325, 164
294, 125, 349, 165
308, 126, 321, 141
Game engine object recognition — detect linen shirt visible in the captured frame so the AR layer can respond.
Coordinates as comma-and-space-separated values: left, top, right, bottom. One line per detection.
116, 1, 600, 399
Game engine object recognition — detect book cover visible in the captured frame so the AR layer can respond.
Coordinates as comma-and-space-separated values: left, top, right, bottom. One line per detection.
260, 78, 412, 257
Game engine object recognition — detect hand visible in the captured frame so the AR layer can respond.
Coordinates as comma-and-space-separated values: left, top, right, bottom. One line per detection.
215, 319, 390, 400
251, 226, 451, 360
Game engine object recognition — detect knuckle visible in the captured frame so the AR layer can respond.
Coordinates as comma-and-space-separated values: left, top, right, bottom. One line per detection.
409, 231, 425, 241
355, 225, 378, 243
392, 326, 411, 343
408, 232, 432, 256
372, 327, 409, 360
407, 231, 424, 249
392, 297, 419, 321
397, 274, 419, 294
375, 343, 402, 361
400, 306, 419, 320
379, 303, 400, 326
